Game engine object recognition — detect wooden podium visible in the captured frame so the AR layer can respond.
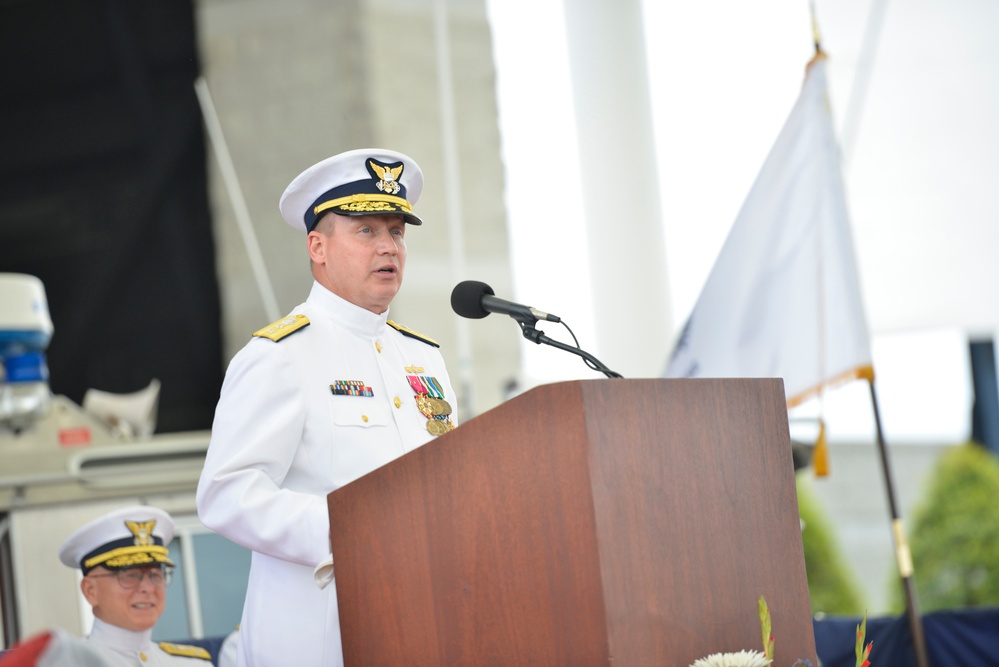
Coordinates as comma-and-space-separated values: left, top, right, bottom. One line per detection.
327, 378, 817, 666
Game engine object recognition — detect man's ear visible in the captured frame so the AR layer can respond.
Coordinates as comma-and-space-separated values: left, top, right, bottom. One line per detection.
306, 230, 326, 264
80, 576, 98, 606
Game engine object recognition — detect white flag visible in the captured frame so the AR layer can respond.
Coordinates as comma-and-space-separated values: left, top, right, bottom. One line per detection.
664, 55, 872, 406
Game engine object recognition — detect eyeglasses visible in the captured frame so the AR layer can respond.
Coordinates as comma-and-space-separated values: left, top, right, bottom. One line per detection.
88, 567, 174, 589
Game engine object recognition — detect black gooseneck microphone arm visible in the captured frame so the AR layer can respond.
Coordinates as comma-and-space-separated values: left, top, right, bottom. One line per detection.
517, 319, 624, 379
450, 280, 623, 379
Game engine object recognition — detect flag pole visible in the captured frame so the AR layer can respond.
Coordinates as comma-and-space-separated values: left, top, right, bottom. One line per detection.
867, 376, 931, 667
807, 5, 929, 657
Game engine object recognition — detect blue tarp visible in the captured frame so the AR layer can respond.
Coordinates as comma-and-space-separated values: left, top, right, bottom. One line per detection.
814, 607, 999, 667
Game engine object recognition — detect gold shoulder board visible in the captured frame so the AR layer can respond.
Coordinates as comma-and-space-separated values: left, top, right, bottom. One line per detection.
158, 642, 212, 660
252, 314, 310, 342
387, 320, 440, 348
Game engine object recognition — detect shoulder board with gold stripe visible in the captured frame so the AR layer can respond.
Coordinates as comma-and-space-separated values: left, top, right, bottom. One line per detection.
158, 642, 212, 660
387, 320, 440, 348
252, 314, 310, 342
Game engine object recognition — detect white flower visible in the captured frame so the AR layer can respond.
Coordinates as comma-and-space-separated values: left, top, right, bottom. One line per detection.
690, 650, 773, 667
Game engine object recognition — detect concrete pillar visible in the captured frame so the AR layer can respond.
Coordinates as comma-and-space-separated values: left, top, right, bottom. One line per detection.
562, 0, 673, 378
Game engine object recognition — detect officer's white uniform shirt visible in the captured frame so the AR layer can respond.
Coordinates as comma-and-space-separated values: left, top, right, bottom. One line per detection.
86, 618, 209, 666
197, 281, 458, 667
217, 629, 238, 667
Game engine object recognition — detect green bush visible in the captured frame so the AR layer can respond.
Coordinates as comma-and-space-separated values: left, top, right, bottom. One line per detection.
889, 442, 999, 612
796, 476, 865, 615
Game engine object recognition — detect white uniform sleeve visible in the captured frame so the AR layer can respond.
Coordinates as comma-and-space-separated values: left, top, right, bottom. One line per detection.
217, 630, 239, 667
197, 341, 330, 567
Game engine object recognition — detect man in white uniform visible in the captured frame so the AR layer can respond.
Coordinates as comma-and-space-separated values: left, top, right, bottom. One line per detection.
58, 505, 213, 666
196, 148, 458, 667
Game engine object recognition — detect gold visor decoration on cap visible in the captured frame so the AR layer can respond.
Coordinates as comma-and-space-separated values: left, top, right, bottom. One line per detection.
314, 193, 413, 217
84, 545, 173, 570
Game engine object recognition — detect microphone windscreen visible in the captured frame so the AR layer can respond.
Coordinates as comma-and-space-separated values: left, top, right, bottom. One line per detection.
450, 280, 495, 319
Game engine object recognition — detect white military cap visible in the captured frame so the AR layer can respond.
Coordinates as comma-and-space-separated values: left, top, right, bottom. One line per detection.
279, 147, 425, 233
58, 505, 175, 574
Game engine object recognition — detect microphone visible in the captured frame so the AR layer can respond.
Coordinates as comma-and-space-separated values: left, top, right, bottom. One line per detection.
450, 280, 561, 323
451, 280, 622, 378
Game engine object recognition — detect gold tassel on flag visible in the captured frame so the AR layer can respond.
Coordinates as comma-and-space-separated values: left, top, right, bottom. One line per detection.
813, 418, 829, 477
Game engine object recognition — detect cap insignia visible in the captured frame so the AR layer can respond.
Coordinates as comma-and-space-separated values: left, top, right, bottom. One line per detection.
368, 159, 403, 195
126, 520, 156, 547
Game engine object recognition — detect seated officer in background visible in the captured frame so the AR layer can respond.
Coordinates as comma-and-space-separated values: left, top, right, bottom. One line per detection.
58, 506, 212, 666
0, 628, 114, 666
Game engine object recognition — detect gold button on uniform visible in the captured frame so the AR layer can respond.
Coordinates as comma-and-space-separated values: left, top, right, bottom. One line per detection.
394, 396, 402, 408
375, 341, 382, 353
361, 415, 369, 423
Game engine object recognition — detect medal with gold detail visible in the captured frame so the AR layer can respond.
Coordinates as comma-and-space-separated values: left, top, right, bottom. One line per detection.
425, 376, 453, 415
407, 374, 454, 435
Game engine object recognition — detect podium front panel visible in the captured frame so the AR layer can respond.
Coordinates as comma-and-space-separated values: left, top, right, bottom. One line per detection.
328, 378, 816, 666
